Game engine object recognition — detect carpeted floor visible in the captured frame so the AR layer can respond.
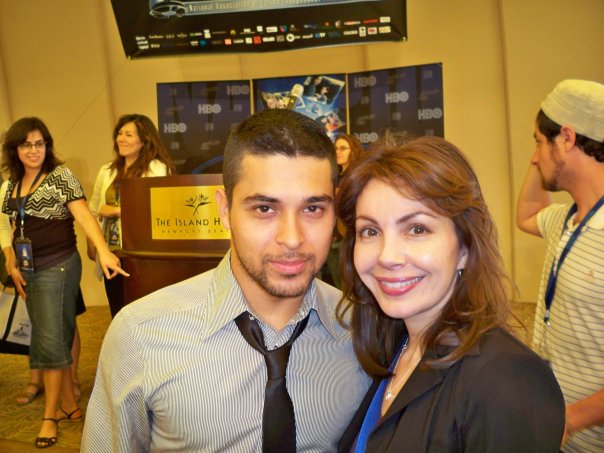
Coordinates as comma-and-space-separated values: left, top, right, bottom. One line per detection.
0, 305, 111, 451
0, 301, 536, 451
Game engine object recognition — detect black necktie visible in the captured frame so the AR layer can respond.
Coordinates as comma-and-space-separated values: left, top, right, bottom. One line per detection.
235, 311, 310, 453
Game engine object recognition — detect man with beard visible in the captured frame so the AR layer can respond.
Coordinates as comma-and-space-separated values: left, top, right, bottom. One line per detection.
516, 79, 604, 452
82, 109, 370, 452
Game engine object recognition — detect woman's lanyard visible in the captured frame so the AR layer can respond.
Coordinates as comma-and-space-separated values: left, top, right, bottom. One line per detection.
114, 181, 121, 207
543, 195, 604, 325
15, 170, 44, 239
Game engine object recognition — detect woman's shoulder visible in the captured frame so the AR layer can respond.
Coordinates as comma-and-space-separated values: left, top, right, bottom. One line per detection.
146, 159, 169, 176
451, 331, 565, 451
461, 327, 550, 378
50, 165, 73, 178
0, 179, 12, 201
97, 161, 114, 173
448, 327, 561, 405
476, 327, 536, 358
50, 165, 84, 182
93, 162, 115, 181
0, 178, 11, 190
149, 159, 167, 169
44, 167, 85, 198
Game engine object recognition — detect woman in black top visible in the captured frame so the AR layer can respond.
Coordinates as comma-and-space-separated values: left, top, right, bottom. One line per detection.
336, 135, 565, 452
0, 117, 127, 448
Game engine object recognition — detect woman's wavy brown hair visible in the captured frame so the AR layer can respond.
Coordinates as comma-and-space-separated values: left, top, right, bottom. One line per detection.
1, 117, 63, 181
336, 134, 513, 378
109, 114, 175, 187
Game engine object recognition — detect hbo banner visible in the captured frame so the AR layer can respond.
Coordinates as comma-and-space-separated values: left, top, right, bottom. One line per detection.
157, 80, 252, 174
348, 63, 443, 145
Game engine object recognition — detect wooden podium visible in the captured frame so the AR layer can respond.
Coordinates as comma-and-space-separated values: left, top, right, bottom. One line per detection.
118, 174, 230, 305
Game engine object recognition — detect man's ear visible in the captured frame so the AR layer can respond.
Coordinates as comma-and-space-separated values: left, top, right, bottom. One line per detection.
215, 188, 231, 230
559, 125, 577, 150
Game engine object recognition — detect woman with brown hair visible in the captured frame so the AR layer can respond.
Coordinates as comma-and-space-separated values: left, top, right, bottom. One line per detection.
323, 133, 364, 288
0, 117, 126, 448
336, 135, 565, 452
334, 133, 363, 181
88, 114, 174, 317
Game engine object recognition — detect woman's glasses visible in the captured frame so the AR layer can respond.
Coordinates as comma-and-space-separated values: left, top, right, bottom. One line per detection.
18, 141, 46, 151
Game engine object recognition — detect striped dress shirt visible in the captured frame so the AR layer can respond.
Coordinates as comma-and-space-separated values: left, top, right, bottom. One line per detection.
82, 252, 370, 452
533, 203, 604, 452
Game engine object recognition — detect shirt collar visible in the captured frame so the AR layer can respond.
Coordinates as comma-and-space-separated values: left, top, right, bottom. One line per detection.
565, 200, 604, 231
310, 280, 342, 339
586, 201, 604, 230
201, 250, 342, 341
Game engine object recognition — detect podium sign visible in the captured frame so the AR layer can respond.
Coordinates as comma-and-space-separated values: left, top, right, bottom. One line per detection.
121, 174, 230, 253
118, 174, 230, 305
150, 185, 229, 240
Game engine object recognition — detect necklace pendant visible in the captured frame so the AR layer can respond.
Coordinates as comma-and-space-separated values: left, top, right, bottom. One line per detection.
384, 390, 393, 401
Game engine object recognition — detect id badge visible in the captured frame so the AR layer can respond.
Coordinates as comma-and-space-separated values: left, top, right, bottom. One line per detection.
107, 218, 120, 247
15, 238, 34, 273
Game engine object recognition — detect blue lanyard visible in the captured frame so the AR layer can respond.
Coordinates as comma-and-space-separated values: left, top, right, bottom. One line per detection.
15, 170, 44, 238
354, 336, 408, 453
113, 181, 121, 206
543, 196, 604, 324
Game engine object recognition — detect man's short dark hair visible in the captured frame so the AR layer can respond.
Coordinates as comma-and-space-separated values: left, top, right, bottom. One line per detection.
222, 109, 338, 203
536, 109, 604, 163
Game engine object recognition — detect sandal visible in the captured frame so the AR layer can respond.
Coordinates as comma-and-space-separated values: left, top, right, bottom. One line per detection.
17, 382, 44, 405
58, 406, 84, 423
72, 381, 81, 402
35, 417, 58, 449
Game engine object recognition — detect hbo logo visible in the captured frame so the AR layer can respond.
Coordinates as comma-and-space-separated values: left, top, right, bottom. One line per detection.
198, 104, 222, 114
418, 108, 443, 120
353, 76, 377, 88
227, 85, 250, 95
385, 91, 409, 103
163, 123, 187, 133
355, 132, 379, 144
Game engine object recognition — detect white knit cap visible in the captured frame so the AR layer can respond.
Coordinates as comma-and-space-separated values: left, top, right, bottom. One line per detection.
541, 79, 604, 142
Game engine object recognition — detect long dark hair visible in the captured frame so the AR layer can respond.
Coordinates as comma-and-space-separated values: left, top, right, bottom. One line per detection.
1, 117, 63, 181
336, 135, 513, 378
109, 114, 175, 187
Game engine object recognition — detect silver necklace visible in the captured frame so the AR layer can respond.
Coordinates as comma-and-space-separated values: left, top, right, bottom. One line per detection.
384, 337, 413, 401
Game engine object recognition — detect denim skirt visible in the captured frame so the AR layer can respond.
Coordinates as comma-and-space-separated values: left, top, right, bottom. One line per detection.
23, 252, 82, 369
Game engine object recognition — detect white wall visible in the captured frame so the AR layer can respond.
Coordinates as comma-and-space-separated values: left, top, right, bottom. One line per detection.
0, 0, 602, 306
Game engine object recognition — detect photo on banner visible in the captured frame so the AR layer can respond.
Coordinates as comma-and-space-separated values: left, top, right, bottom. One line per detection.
348, 63, 443, 145
157, 80, 252, 174
110, 0, 406, 57
252, 74, 347, 140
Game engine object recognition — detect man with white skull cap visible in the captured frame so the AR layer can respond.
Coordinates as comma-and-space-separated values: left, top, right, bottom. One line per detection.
517, 79, 604, 451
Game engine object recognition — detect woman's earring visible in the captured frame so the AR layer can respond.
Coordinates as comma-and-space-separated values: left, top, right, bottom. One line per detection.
457, 269, 464, 278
